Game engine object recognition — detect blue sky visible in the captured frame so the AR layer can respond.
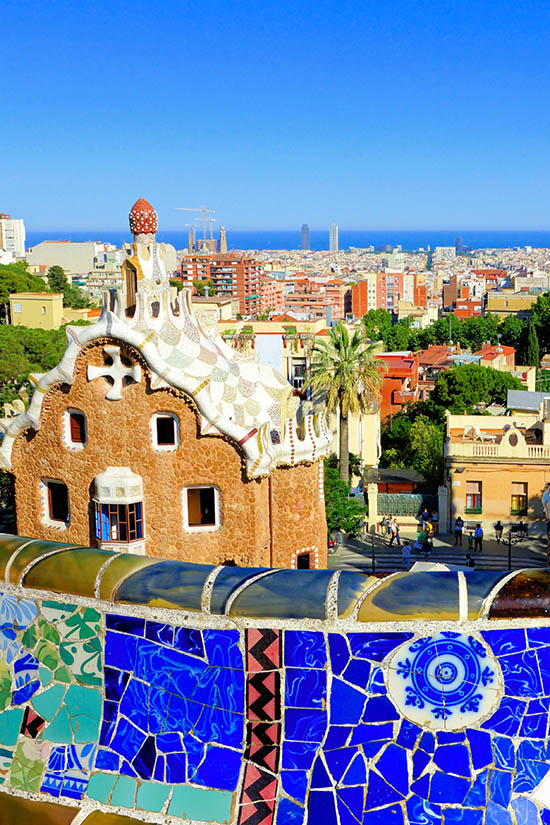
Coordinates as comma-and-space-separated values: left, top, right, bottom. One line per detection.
4, 0, 550, 230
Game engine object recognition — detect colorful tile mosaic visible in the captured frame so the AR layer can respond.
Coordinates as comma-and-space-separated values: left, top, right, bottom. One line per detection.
5, 543, 550, 824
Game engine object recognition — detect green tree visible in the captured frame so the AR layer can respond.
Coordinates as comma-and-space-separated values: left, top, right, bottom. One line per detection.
169, 279, 184, 291
307, 323, 385, 482
362, 309, 393, 342
530, 292, 550, 353
47, 265, 68, 292
0, 263, 48, 320
193, 279, 215, 296
46, 265, 90, 309
525, 321, 540, 367
324, 463, 366, 536
380, 409, 445, 491
430, 363, 522, 413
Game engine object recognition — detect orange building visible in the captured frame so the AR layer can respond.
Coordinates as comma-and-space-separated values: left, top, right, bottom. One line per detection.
0, 199, 330, 570
375, 352, 420, 421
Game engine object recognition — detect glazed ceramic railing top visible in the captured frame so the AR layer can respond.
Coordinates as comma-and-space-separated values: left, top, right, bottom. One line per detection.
0, 534, 545, 623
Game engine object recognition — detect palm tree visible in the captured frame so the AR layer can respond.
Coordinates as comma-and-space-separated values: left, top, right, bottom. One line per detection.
306, 323, 385, 483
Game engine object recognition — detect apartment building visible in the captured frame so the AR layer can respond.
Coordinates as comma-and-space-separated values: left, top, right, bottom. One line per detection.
0, 213, 25, 258
181, 253, 262, 316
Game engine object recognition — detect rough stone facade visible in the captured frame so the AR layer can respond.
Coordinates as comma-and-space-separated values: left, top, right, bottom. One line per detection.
10, 339, 327, 568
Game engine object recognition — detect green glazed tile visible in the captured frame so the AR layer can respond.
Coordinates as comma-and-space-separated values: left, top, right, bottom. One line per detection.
0, 792, 75, 825
110, 775, 137, 808
10, 742, 44, 792
136, 780, 172, 812
229, 569, 333, 619
98, 553, 159, 602
0, 535, 39, 580
168, 785, 233, 822
113, 560, 214, 611
38, 666, 53, 686
0, 708, 24, 746
357, 571, 460, 622
87, 772, 117, 803
65, 685, 102, 742
22, 547, 116, 598
31, 685, 66, 722
7, 539, 77, 584
337, 571, 379, 618
42, 706, 72, 743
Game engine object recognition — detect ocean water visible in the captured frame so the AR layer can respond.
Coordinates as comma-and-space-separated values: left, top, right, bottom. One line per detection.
25, 229, 550, 252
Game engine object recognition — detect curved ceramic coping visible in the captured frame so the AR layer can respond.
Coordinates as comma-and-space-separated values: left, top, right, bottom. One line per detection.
0, 534, 545, 624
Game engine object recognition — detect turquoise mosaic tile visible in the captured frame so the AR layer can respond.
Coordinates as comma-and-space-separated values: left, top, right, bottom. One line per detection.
168, 784, 233, 822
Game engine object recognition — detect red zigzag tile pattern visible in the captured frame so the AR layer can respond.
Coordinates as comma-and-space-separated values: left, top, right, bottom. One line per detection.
238, 628, 282, 825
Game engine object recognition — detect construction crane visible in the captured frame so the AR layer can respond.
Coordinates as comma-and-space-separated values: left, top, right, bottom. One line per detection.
175, 206, 216, 241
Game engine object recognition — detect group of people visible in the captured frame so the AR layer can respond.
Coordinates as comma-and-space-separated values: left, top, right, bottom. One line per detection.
454, 516, 484, 552
384, 508, 439, 570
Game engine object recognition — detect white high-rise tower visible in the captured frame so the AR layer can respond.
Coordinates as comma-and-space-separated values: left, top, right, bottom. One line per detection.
329, 223, 339, 252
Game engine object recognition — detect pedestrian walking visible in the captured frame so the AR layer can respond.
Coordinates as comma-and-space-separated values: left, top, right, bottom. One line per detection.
386, 515, 393, 540
454, 516, 464, 546
389, 518, 401, 547
431, 510, 439, 534
474, 524, 483, 553
402, 541, 412, 571
420, 507, 430, 528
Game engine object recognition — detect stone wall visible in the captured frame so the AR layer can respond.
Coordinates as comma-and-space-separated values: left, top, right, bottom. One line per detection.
10, 340, 326, 569
1, 537, 550, 824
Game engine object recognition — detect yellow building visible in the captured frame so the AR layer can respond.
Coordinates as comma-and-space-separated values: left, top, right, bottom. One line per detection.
9, 292, 64, 329
445, 405, 550, 534
485, 290, 539, 318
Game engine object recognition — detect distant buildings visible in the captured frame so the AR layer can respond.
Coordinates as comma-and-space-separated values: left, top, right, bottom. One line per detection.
301, 224, 310, 251
181, 252, 262, 316
329, 223, 338, 252
219, 226, 228, 253
0, 213, 25, 259
351, 272, 427, 317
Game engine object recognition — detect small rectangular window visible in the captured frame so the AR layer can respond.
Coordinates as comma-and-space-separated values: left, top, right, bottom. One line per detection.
511, 482, 528, 515
297, 553, 310, 569
466, 480, 482, 513
156, 416, 176, 445
186, 487, 218, 528
47, 481, 69, 523
69, 412, 86, 444
95, 502, 143, 542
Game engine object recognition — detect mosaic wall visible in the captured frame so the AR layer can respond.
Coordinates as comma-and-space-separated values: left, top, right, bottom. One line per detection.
3, 538, 550, 824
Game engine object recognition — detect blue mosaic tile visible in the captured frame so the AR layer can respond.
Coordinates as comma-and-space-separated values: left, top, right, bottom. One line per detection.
486, 800, 513, 825
433, 744, 469, 777
376, 743, 409, 795
512, 797, 540, 825
114, 560, 214, 612
193, 704, 244, 750
437, 732, 465, 744
308, 790, 337, 824
347, 631, 414, 661
328, 634, 349, 675
412, 749, 431, 779
363, 696, 400, 723
104, 631, 137, 671
342, 753, 366, 786
104, 667, 130, 703
367, 666, 387, 694
282, 740, 319, 770
493, 737, 515, 770
173, 626, 204, 658
527, 627, 550, 648
286, 667, 326, 708
285, 630, 326, 668
281, 770, 308, 802
324, 747, 357, 784
310, 758, 331, 788
464, 769, 488, 807
330, 679, 366, 724
203, 629, 241, 668
209, 565, 267, 615
420, 731, 435, 753
365, 771, 405, 808
443, 810, 483, 825
156, 732, 181, 753
411, 774, 430, 800
363, 803, 404, 825
536, 646, 550, 694
396, 719, 421, 749
110, 717, 147, 763
342, 658, 371, 689
119, 678, 149, 731
276, 798, 305, 825
406, 796, 441, 825
106, 614, 145, 636
513, 758, 550, 792
349, 722, 394, 747
542, 811, 550, 825
517, 740, 546, 761
528, 696, 550, 713
284, 708, 327, 742
488, 768, 512, 807
133, 735, 157, 779
466, 729, 492, 769
429, 771, 470, 804
324, 726, 351, 750
165, 751, 187, 784
521, 713, 548, 737
145, 621, 174, 646
153, 755, 164, 781
337, 787, 365, 825
481, 628, 526, 656
499, 650, 542, 697
481, 697, 527, 736
95, 749, 119, 771
229, 570, 333, 619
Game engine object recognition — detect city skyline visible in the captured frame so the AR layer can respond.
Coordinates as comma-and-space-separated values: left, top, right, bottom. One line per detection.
3, 0, 550, 230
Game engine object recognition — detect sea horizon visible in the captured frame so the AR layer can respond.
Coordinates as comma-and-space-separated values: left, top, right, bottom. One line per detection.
24, 228, 550, 253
